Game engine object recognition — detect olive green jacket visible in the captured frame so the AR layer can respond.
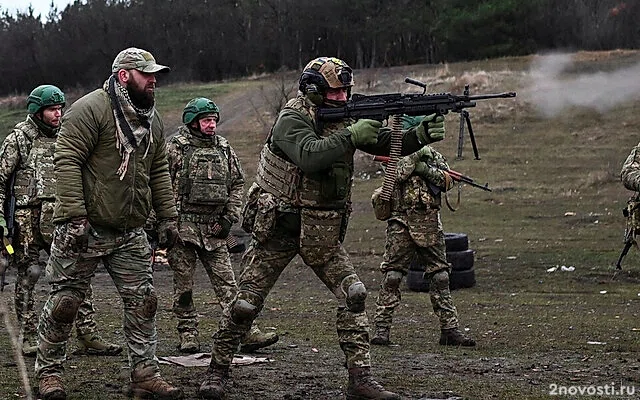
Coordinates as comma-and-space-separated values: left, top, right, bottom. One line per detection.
53, 88, 177, 230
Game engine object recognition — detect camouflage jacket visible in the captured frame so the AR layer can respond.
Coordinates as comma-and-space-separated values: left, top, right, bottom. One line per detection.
0, 115, 55, 218
621, 142, 640, 192
53, 88, 177, 230
167, 126, 244, 249
266, 95, 424, 210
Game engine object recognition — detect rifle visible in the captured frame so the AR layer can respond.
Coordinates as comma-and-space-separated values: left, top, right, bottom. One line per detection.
1, 171, 16, 291
616, 196, 640, 270
318, 77, 516, 159
372, 155, 491, 192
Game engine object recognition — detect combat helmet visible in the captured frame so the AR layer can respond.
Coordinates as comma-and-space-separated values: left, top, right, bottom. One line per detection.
299, 57, 353, 101
27, 85, 65, 114
182, 97, 220, 125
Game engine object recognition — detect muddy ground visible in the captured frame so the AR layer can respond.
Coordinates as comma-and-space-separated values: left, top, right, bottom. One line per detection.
3, 50, 640, 399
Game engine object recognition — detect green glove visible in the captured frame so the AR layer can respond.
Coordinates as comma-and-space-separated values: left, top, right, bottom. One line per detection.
413, 161, 429, 176
0, 216, 6, 237
347, 119, 381, 147
416, 114, 445, 144
416, 146, 436, 162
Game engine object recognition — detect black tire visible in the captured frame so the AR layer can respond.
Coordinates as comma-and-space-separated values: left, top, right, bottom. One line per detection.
445, 232, 469, 252
405, 269, 430, 292
408, 256, 425, 272
446, 249, 475, 272
449, 268, 476, 290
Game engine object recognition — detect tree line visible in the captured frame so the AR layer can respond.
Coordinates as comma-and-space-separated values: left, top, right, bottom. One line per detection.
0, 0, 637, 96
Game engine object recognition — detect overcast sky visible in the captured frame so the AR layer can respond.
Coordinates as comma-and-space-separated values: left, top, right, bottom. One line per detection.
0, 0, 74, 18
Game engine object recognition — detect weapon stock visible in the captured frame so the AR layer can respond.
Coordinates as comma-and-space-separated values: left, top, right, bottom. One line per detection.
372, 155, 491, 192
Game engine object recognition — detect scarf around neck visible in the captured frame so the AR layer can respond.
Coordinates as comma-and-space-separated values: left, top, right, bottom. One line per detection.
104, 75, 155, 180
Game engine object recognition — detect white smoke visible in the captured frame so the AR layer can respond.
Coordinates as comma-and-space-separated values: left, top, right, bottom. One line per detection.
527, 53, 640, 117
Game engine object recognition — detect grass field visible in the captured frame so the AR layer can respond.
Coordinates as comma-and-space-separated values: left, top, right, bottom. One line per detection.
1, 50, 640, 399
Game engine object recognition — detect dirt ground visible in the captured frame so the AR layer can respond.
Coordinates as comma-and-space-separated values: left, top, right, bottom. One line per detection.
3, 50, 640, 399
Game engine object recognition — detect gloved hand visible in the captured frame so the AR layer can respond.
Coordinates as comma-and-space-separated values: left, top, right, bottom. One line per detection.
416, 114, 445, 144
212, 217, 232, 239
0, 216, 7, 237
59, 217, 91, 254
157, 218, 179, 250
416, 145, 436, 162
413, 161, 430, 176
347, 119, 381, 147
418, 166, 455, 191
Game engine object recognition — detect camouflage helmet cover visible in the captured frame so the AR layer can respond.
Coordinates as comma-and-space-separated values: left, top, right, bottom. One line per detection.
27, 85, 66, 114
182, 97, 220, 125
299, 57, 354, 95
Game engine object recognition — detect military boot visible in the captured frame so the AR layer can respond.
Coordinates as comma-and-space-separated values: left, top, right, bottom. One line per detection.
22, 332, 38, 357
128, 366, 183, 400
439, 327, 476, 347
198, 363, 230, 400
346, 367, 400, 400
39, 375, 66, 400
239, 325, 278, 353
75, 333, 123, 355
178, 331, 200, 354
370, 326, 390, 346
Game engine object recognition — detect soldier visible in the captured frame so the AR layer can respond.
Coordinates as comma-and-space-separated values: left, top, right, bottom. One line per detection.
0, 85, 121, 357
370, 115, 476, 347
166, 97, 278, 354
35, 48, 183, 400
621, 142, 640, 191
198, 57, 436, 400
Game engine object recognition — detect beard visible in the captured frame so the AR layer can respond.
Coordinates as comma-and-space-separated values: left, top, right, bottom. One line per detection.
127, 80, 155, 110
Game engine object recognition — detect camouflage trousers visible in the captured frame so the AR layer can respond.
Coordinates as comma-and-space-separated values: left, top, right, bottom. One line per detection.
13, 211, 98, 338
374, 219, 459, 330
36, 226, 158, 378
167, 241, 237, 334
211, 233, 371, 369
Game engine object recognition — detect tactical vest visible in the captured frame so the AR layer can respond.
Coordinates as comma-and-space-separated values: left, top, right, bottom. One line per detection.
173, 131, 231, 221
255, 96, 355, 210
12, 120, 56, 207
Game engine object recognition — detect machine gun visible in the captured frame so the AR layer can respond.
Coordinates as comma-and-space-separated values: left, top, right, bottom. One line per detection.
616, 196, 640, 270
318, 77, 516, 159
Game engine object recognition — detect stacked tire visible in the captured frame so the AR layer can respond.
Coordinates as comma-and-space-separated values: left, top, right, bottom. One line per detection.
406, 232, 476, 292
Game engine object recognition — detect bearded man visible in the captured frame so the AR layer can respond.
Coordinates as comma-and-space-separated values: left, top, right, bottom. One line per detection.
35, 48, 183, 400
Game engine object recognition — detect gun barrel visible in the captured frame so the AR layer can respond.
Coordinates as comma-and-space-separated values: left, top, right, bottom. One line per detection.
616, 240, 633, 270
468, 92, 517, 100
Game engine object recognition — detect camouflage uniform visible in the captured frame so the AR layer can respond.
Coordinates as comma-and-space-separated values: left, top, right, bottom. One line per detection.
372, 148, 474, 346
0, 115, 102, 351
209, 94, 423, 371
166, 126, 244, 337
373, 149, 457, 327
35, 74, 178, 383
621, 142, 640, 190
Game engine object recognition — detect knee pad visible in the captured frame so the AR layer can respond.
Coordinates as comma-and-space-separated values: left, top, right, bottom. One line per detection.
430, 270, 450, 291
230, 292, 263, 325
137, 288, 158, 319
177, 290, 193, 308
51, 294, 82, 324
340, 274, 367, 313
383, 271, 403, 290
25, 264, 42, 286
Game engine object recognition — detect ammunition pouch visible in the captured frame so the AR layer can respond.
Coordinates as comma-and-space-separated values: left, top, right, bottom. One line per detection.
299, 208, 343, 266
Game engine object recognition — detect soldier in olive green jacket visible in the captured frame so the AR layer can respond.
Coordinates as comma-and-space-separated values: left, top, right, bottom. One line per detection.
35, 48, 183, 400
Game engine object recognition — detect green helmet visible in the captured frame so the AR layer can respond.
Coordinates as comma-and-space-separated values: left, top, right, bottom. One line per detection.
182, 97, 220, 125
27, 85, 66, 114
